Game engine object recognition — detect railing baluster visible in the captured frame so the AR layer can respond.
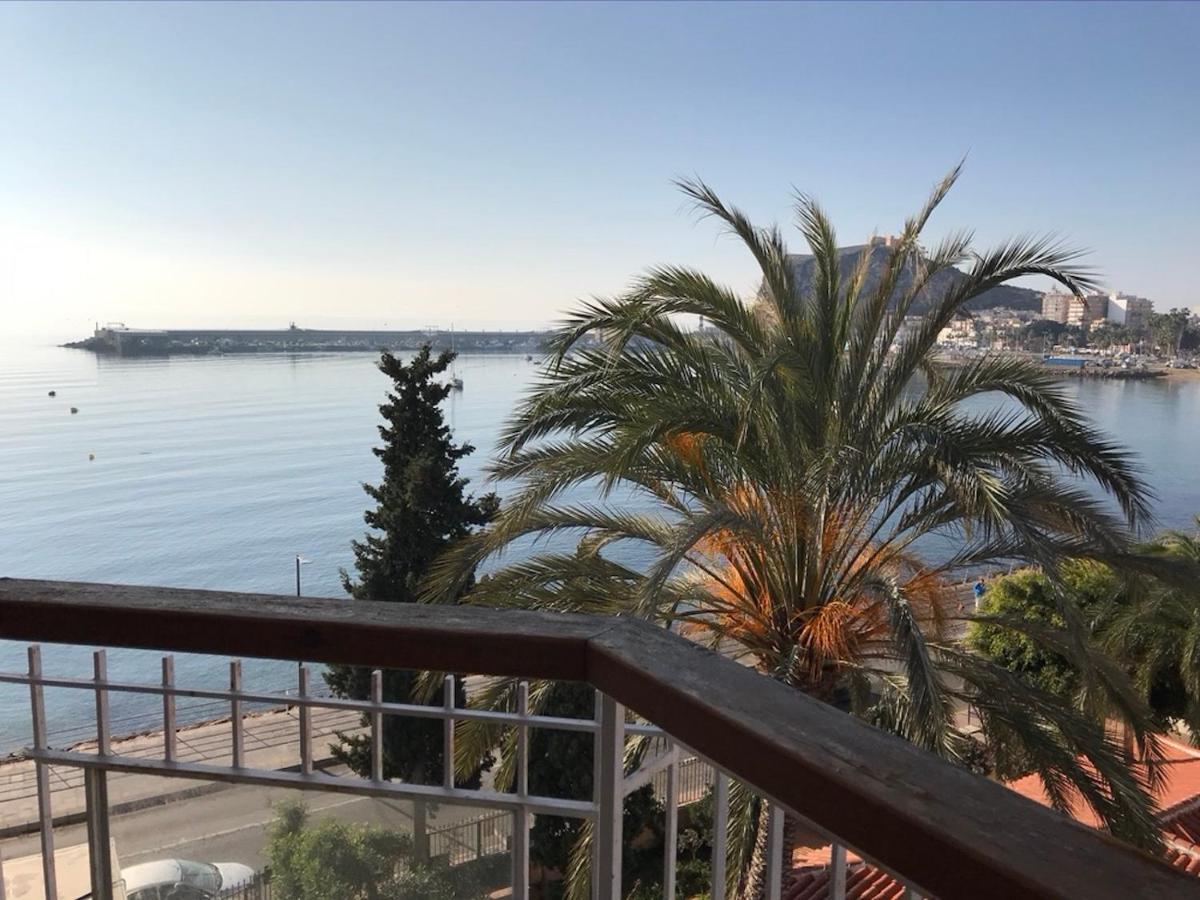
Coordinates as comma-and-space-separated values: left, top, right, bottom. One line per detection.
85, 768, 113, 900
442, 674, 455, 789
829, 843, 847, 900
299, 664, 312, 775
28, 646, 58, 900
93, 650, 110, 756
370, 669, 383, 781
595, 693, 625, 900
512, 680, 531, 900
162, 656, 176, 762
712, 769, 729, 900
591, 690, 603, 900
765, 800, 784, 900
662, 750, 678, 900
230, 660, 243, 768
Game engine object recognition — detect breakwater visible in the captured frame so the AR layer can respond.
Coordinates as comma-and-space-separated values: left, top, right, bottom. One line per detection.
65, 325, 554, 357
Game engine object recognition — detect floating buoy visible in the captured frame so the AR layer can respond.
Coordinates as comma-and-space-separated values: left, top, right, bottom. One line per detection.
48, 390, 56, 397
70, 407, 78, 414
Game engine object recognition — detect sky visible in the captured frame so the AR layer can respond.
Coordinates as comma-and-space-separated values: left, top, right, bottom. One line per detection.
2, 1, 1198, 336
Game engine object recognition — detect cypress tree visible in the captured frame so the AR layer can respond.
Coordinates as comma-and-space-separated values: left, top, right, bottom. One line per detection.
325, 345, 496, 783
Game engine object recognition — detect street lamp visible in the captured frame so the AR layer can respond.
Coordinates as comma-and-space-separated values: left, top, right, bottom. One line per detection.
295, 555, 311, 596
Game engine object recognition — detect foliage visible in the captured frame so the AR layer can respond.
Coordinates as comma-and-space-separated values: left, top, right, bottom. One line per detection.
1102, 518, 1200, 735
1150, 309, 1192, 356
1087, 322, 1135, 350
265, 798, 460, 900
968, 563, 1117, 702
424, 166, 1168, 894
325, 346, 497, 783
972, 523, 1200, 743
1023, 318, 1066, 347
525, 684, 665, 896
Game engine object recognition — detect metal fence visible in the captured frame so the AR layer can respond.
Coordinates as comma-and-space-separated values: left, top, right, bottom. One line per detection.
428, 808, 514, 865
217, 870, 271, 899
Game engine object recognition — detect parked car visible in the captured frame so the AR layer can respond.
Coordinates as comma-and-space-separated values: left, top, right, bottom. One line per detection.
122, 859, 256, 900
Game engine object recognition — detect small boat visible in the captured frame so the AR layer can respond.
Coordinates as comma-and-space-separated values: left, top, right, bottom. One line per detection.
449, 324, 463, 390
48, 390, 56, 397
70, 406, 79, 414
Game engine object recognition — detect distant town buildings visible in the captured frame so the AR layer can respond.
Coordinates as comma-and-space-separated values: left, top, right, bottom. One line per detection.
1040, 291, 1073, 325
1070, 294, 1109, 329
1039, 290, 1154, 331
1106, 293, 1153, 331
936, 312, 976, 345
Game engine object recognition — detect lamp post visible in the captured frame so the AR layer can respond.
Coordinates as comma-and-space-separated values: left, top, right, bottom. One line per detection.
295, 555, 311, 597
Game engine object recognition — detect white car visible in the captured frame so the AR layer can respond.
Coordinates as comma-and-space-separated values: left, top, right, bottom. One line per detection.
121, 859, 257, 900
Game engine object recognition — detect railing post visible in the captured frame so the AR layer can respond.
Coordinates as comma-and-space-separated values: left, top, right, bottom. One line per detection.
85, 768, 113, 900
298, 665, 312, 775
162, 655, 176, 762
829, 843, 847, 900
662, 754, 678, 900
230, 660, 243, 767
595, 693, 624, 900
370, 669, 383, 782
443, 675, 456, 789
512, 680, 530, 900
765, 800, 784, 900
28, 646, 57, 900
712, 770, 729, 900
93, 650, 110, 755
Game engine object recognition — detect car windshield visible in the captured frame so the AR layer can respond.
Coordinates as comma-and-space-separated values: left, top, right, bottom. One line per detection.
177, 860, 221, 892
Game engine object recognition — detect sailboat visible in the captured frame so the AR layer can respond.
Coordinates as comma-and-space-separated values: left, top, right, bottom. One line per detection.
450, 325, 464, 391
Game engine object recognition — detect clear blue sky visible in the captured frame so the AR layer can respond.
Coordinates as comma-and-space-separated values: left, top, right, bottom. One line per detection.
2, 1, 1197, 334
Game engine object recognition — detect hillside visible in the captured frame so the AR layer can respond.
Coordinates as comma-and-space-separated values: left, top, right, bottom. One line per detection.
783, 243, 1042, 312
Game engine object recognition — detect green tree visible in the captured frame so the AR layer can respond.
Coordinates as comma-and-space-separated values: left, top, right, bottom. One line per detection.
266, 798, 459, 900
972, 523, 1200, 742
325, 346, 497, 784
1023, 318, 1066, 350
1103, 518, 1200, 734
427, 166, 1166, 897
1150, 309, 1190, 356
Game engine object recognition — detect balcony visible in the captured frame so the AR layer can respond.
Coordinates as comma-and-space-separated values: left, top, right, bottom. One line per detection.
0, 577, 1195, 900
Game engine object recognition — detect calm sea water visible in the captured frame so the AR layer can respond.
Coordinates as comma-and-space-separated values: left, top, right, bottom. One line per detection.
2, 340, 1199, 750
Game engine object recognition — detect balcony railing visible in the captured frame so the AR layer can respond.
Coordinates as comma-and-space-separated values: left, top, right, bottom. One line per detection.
0, 577, 1196, 900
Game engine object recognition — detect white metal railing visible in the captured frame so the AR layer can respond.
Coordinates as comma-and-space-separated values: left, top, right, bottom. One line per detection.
0, 644, 925, 900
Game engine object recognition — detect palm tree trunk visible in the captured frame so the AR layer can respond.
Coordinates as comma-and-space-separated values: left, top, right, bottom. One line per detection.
736, 799, 772, 900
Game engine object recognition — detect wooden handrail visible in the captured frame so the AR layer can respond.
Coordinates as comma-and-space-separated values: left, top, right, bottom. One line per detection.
1, 577, 1195, 900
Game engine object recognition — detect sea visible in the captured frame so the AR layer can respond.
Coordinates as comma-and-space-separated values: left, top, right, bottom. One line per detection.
2, 338, 1199, 752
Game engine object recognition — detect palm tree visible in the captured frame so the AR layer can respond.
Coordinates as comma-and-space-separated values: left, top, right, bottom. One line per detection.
1101, 517, 1200, 737
426, 166, 1167, 898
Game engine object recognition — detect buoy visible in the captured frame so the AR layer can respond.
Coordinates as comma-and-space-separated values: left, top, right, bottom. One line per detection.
70, 407, 78, 414
48, 390, 56, 397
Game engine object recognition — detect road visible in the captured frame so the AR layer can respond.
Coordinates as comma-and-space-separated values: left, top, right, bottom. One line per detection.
0, 780, 491, 874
